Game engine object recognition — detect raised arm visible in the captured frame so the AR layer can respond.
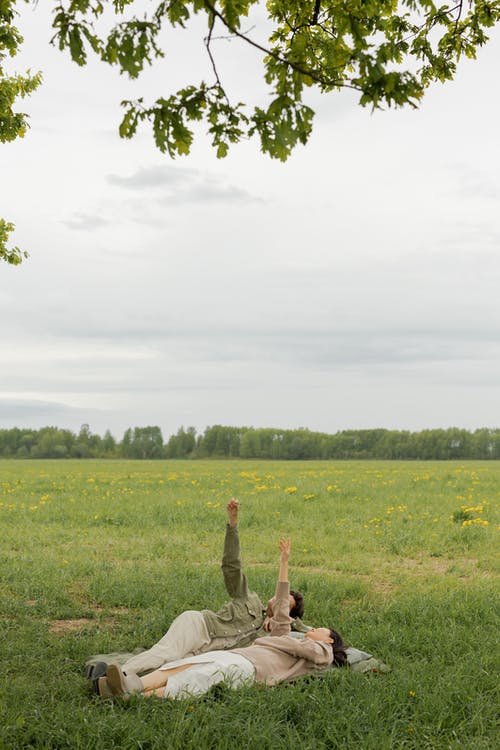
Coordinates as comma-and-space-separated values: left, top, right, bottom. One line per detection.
266, 538, 293, 637
278, 538, 290, 584
221, 499, 249, 599
226, 498, 239, 528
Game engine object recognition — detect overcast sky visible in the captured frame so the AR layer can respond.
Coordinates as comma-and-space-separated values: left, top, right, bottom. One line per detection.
1, 4, 500, 440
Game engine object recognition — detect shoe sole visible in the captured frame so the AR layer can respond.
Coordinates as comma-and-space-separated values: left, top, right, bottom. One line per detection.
97, 677, 114, 698
106, 664, 126, 696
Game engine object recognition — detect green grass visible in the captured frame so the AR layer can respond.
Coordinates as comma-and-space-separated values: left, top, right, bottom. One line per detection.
0, 459, 498, 749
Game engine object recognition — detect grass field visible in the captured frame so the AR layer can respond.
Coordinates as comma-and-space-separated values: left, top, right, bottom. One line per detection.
0, 459, 498, 750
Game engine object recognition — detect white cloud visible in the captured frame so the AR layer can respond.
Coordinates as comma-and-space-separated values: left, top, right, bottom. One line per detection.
107, 165, 197, 189
62, 212, 111, 231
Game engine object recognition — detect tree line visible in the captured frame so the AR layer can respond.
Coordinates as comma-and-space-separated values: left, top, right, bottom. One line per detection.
1, 424, 500, 461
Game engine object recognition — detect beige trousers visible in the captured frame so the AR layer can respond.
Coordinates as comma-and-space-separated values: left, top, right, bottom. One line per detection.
122, 610, 211, 675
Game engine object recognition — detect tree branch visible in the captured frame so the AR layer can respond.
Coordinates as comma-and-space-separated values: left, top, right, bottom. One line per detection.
202, 0, 357, 89
204, 10, 231, 106
312, 1, 322, 25
399, 3, 464, 48
454, 1, 464, 32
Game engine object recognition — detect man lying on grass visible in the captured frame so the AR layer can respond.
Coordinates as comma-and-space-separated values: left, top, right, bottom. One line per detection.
90, 499, 307, 691
100, 538, 347, 699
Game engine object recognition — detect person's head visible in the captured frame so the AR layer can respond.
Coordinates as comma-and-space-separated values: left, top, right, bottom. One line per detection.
304, 627, 348, 667
266, 589, 304, 619
290, 590, 304, 619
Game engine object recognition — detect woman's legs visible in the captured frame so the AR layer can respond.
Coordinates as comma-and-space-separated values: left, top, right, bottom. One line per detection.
141, 663, 196, 692
104, 662, 200, 698
104, 652, 255, 700
162, 652, 255, 700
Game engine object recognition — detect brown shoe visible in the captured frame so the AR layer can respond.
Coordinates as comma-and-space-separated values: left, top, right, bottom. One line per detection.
106, 664, 143, 697
97, 677, 114, 699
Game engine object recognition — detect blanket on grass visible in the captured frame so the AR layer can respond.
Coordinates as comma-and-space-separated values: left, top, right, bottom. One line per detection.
85, 645, 390, 679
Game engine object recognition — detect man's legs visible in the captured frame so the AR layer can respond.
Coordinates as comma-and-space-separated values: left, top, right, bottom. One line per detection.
121, 610, 211, 675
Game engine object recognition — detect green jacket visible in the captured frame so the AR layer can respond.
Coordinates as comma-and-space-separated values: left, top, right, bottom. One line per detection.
201, 524, 307, 647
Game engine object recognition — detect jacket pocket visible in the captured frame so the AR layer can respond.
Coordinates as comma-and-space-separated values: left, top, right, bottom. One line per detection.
245, 602, 258, 619
216, 604, 234, 622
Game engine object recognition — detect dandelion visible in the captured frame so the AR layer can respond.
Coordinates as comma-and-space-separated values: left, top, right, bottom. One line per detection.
461, 504, 484, 514
462, 518, 489, 527
284, 487, 297, 494
303, 494, 315, 500
409, 691, 416, 698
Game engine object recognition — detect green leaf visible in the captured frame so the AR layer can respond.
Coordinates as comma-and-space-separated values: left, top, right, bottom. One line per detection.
0, 219, 29, 265
216, 142, 228, 158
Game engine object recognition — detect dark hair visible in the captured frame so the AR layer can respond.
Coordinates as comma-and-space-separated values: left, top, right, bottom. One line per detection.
289, 590, 304, 619
329, 628, 348, 668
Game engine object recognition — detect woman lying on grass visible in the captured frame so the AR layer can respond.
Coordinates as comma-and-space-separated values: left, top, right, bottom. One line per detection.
100, 538, 347, 700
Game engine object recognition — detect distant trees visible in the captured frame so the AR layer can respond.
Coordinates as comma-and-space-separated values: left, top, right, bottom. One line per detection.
0, 424, 110, 459
165, 427, 197, 458
1, 423, 500, 460
120, 426, 164, 459
71, 423, 107, 458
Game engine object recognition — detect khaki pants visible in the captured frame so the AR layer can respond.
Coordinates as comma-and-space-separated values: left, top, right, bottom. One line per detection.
122, 610, 211, 675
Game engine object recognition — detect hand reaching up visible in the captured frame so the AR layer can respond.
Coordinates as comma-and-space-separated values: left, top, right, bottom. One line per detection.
226, 498, 239, 527
278, 537, 291, 585
279, 538, 291, 562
